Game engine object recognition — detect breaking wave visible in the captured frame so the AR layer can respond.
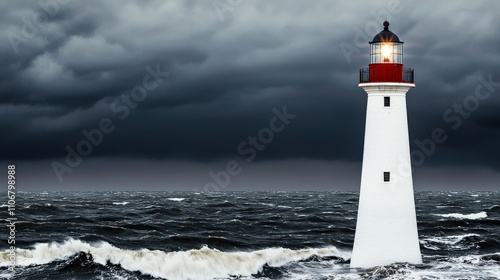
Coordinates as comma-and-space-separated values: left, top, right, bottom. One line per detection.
420, 234, 480, 250
0, 239, 349, 280
168, 198, 186, 202
432, 211, 488, 220
112, 202, 129, 205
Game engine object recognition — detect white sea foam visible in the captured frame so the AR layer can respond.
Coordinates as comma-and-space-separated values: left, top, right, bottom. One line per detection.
168, 198, 186, 202
432, 211, 487, 220
411, 254, 500, 280
427, 234, 479, 245
261, 203, 275, 207
145, 205, 160, 209
112, 202, 129, 205
420, 234, 479, 250
0, 239, 348, 280
26, 203, 52, 208
295, 214, 308, 217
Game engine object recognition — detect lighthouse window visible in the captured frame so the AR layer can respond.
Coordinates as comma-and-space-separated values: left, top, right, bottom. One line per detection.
370, 42, 403, 64
384, 97, 390, 107
384, 172, 390, 182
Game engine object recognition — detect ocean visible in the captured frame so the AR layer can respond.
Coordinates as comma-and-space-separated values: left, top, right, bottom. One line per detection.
0, 191, 499, 280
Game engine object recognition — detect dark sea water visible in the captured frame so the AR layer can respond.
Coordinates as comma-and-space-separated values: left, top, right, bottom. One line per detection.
1, 191, 499, 279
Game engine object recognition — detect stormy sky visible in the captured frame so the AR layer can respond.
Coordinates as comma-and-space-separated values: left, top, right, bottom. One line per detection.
2, 0, 500, 191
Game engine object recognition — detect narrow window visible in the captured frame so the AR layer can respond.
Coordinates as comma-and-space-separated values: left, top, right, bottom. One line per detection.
384, 172, 390, 182
384, 97, 390, 107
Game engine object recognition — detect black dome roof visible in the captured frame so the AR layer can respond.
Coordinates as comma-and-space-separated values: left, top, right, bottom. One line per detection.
370, 21, 403, 44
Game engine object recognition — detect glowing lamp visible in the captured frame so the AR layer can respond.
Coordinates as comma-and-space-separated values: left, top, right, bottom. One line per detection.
381, 44, 392, 62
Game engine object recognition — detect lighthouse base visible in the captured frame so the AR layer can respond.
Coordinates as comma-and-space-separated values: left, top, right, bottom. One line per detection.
350, 82, 422, 268
349, 186, 422, 268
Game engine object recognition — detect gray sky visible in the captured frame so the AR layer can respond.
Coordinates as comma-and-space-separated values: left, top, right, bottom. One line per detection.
2, 0, 500, 191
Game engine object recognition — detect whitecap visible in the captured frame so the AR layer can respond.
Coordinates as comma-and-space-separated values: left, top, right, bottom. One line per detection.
25, 203, 52, 208
295, 214, 308, 217
112, 202, 129, 205
168, 198, 186, 202
420, 234, 480, 250
0, 239, 349, 280
261, 203, 275, 207
432, 211, 487, 220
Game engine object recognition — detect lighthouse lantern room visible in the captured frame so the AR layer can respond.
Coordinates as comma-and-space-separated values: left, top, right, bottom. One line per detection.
359, 21, 414, 84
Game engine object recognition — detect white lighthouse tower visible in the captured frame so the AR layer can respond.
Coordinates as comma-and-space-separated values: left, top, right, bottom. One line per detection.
350, 21, 422, 268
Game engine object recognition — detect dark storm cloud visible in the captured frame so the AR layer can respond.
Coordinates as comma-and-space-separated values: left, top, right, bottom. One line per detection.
1, 0, 500, 181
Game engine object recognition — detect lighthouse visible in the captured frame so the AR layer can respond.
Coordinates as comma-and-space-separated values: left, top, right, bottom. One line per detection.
350, 21, 422, 268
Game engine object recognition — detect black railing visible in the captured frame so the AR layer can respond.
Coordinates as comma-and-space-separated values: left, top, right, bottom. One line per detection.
359, 68, 415, 83
360, 68, 370, 83
403, 68, 414, 83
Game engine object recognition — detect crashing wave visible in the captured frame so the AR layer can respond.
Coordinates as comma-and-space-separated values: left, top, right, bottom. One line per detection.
432, 211, 487, 220
420, 234, 480, 250
0, 239, 349, 280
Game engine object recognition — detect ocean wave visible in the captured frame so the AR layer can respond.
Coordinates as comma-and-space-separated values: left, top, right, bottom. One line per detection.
0, 239, 349, 280
425, 253, 500, 276
261, 203, 275, 207
26, 203, 54, 208
168, 198, 186, 202
205, 200, 235, 207
145, 205, 161, 209
432, 211, 487, 220
489, 205, 500, 212
295, 213, 309, 217
420, 234, 480, 250
112, 202, 129, 205
357, 255, 500, 280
